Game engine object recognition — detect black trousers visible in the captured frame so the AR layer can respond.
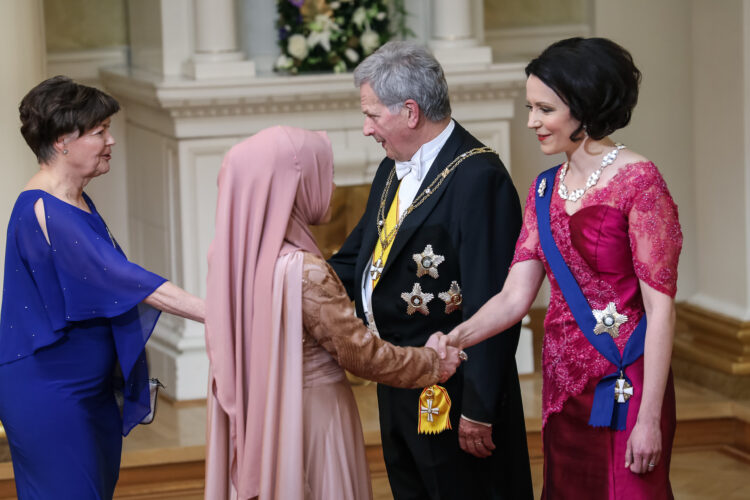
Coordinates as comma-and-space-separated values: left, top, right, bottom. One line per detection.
377, 378, 533, 500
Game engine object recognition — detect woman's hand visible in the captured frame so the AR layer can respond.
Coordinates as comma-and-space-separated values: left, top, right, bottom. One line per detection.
426, 332, 462, 382
432, 330, 462, 359
625, 418, 662, 474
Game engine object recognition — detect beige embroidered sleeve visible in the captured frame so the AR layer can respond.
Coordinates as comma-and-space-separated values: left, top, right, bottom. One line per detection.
302, 252, 440, 389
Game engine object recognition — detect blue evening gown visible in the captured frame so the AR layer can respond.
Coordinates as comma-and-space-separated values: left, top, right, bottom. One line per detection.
0, 190, 166, 499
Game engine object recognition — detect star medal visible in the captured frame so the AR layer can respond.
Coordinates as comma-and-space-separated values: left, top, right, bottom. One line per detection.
401, 283, 433, 315
413, 244, 444, 278
438, 281, 463, 314
614, 375, 634, 403
417, 385, 452, 434
592, 302, 628, 339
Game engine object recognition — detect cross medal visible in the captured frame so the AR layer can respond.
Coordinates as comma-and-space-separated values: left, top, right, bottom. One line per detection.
370, 258, 384, 281
614, 373, 634, 403
420, 398, 440, 422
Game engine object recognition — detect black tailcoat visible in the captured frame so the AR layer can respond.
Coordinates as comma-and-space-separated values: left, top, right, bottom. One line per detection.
329, 122, 533, 499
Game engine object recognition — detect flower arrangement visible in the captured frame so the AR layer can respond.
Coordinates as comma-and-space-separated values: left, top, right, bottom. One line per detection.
275, 0, 409, 74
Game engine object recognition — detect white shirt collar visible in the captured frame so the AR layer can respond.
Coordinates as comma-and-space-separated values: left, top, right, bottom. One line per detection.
395, 120, 455, 181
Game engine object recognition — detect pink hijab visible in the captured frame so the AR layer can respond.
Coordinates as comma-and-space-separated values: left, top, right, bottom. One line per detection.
205, 126, 333, 498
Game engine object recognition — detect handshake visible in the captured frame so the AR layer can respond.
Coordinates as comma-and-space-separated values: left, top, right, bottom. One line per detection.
424, 331, 465, 383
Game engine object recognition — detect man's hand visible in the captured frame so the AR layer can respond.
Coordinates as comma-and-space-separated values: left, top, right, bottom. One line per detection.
458, 417, 495, 458
426, 332, 462, 382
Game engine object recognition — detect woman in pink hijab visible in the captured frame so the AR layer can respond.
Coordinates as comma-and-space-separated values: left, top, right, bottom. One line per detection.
205, 126, 461, 500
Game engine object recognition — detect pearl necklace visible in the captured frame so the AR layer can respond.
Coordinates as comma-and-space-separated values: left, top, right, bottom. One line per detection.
557, 143, 626, 202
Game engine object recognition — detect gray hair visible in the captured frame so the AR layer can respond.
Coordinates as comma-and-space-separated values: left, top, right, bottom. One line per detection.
353, 41, 451, 122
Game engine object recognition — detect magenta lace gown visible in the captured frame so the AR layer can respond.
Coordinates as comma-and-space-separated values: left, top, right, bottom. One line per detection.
512, 162, 682, 499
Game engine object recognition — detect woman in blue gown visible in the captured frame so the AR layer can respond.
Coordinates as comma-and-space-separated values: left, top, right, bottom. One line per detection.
0, 76, 205, 499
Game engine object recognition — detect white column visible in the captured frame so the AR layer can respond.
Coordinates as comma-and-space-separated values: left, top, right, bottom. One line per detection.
185, 0, 255, 79
429, 0, 492, 66
0, 0, 46, 302
238, 0, 280, 75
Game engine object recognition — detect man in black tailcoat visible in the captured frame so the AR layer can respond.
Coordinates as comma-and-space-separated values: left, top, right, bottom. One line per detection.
328, 41, 533, 499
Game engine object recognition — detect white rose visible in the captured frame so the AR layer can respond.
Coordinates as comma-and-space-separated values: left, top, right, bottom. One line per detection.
376, 12, 386, 21
275, 54, 294, 70
352, 7, 367, 29
345, 48, 360, 63
287, 34, 309, 60
360, 30, 381, 55
333, 61, 347, 74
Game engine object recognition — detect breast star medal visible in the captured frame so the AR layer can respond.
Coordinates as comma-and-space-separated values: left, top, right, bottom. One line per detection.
592, 302, 628, 339
413, 244, 444, 278
614, 375, 634, 403
401, 283, 433, 315
417, 385, 452, 434
438, 281, 463, 314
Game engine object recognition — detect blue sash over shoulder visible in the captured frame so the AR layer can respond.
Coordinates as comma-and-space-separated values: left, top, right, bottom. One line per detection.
535, 167, 646, 430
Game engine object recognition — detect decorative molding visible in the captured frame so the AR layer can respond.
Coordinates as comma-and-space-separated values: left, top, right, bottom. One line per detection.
686, 292, 750, 322
100, 63, 526, 138
485, 23, 591, 61
46, 46, 128, 84
674, 302, 750, 374
673, 301, 750, 398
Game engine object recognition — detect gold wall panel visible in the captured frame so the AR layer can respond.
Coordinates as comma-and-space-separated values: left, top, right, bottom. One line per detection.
484, 0, 587, 29
309, 184, 371, 259
44, 0, 128, 51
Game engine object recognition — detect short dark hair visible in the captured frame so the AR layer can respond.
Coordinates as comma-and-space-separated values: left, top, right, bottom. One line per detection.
353, 41, 451, 122
525, 37, 641, 141
19, 75, 120, 163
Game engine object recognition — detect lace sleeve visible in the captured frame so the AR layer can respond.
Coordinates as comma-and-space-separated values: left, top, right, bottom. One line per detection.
510, 179, 542, 266
627, 164, 683, 297
301, 253, 440, 388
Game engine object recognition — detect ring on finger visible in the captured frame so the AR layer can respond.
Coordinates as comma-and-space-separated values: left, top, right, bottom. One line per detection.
459, 350, 468, 362
474, 440, 482, 446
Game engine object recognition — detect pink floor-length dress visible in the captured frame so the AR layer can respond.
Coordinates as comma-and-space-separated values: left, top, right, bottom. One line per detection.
205, 126, 441, 500
512, 161, 683, 499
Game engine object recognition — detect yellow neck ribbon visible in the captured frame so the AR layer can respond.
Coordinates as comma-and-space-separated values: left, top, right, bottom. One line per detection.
371, 185, 400, 288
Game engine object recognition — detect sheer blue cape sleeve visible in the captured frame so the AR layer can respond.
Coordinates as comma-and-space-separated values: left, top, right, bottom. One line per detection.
0, 191, 167, 434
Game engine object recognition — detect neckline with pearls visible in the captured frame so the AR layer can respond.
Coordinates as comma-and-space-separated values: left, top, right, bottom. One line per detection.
557, 143, 626, 202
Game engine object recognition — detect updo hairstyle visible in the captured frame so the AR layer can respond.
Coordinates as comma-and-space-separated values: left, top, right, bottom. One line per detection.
19, 75, 120, 163
525, 37, 641, 141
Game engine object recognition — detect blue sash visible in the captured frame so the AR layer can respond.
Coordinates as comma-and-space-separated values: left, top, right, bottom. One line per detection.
535, 166, 646, 430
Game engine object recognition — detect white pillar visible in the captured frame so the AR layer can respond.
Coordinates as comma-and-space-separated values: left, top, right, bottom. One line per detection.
429, 0, 492, 66
432, 0, 475, 47
186, 0, 255, 79
238, 0, 280, 75
0, 0, 46, 302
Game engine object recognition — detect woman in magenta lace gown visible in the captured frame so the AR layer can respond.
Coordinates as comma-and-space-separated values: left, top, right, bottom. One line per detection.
437, 38, 682, 499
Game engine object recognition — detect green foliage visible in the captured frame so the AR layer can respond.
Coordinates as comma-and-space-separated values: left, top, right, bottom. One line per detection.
275, 0, 411, 74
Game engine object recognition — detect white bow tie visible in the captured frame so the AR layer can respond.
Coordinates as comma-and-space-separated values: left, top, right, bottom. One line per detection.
395, 160, 421, 180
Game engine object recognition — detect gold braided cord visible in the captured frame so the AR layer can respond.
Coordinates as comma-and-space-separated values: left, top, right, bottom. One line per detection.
376, 147, 496, 250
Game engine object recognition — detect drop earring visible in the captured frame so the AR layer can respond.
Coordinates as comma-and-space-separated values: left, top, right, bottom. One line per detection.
63, 149, 68, 155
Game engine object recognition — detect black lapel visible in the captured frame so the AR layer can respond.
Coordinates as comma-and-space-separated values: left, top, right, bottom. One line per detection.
355, 160, 400, 285
378, 123, 468, 279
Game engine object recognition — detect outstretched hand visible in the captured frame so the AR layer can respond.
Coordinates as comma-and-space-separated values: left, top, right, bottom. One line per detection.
432, 331, 462, 359
426, 332, 462, 382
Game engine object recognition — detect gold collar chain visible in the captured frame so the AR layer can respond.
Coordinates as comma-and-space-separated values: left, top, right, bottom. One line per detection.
375, 147, 495, 250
